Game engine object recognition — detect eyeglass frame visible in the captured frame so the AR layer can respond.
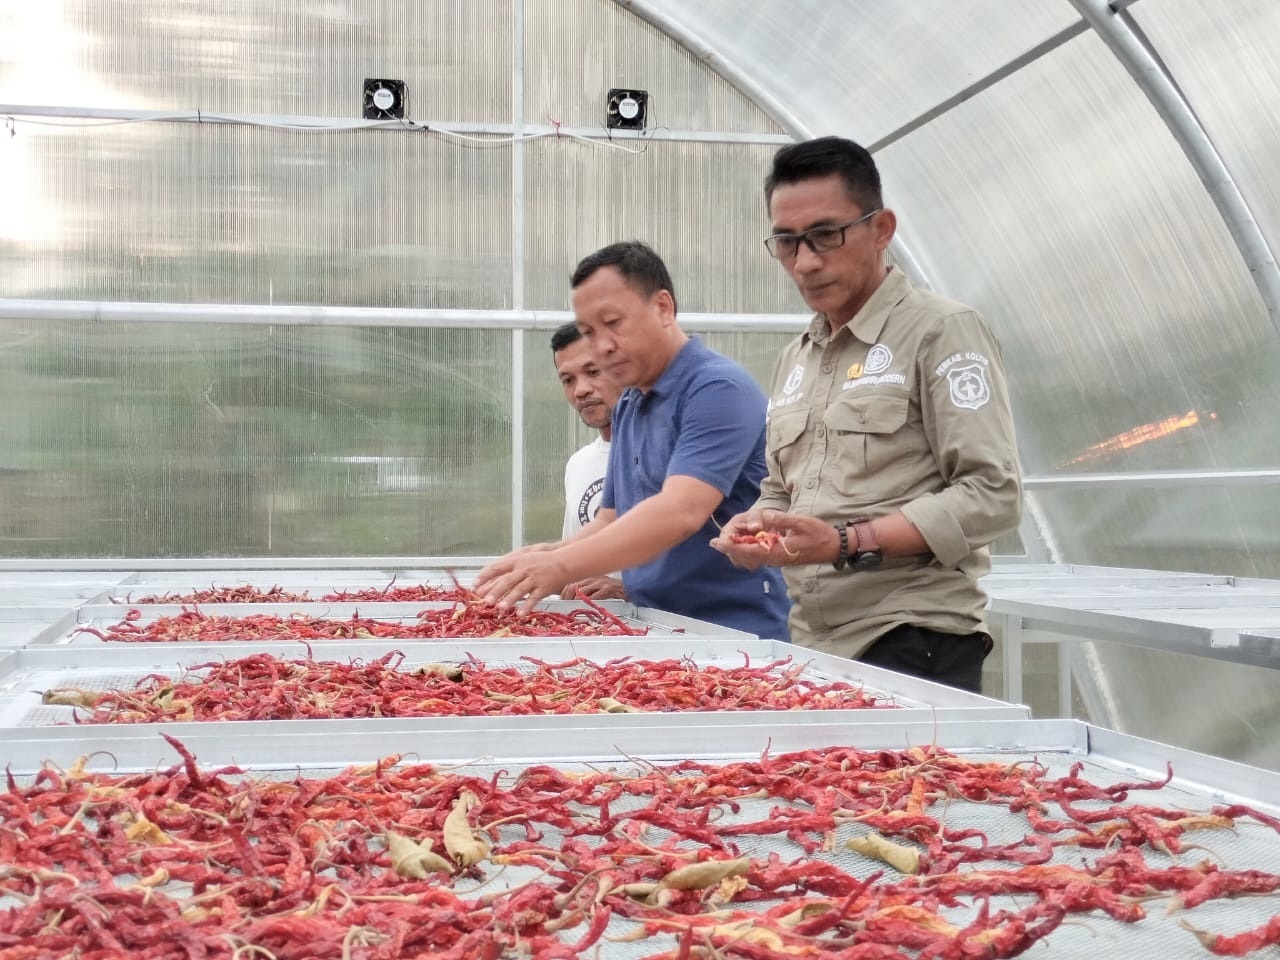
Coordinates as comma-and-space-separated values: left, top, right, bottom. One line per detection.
763, 208, 882, 260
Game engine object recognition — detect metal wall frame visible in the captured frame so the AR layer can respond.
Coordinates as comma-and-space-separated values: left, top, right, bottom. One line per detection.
6, 1, 1280, 566
609, 0, 1280, 576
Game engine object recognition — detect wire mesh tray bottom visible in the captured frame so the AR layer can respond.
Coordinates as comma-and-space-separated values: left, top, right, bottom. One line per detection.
5, 749, 1277, 959
3, 654, 898, 728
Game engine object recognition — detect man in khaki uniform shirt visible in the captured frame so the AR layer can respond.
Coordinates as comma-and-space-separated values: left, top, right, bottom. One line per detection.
714, 136, 1022, 693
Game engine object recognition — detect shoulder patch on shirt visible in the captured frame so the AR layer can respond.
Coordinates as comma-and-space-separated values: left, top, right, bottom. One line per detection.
946, 364, 990, 410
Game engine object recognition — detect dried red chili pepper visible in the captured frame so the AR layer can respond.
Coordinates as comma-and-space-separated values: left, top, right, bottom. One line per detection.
7, 738, 1280, 960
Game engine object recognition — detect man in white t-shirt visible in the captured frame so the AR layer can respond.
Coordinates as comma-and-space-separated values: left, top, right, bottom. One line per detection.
551, 322, 627, 600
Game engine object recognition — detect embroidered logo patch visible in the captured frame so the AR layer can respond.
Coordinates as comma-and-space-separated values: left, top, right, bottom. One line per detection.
782, 364, 805, 397
846, 362, 863, 379
947, 364, 990, 410
864, 344, 893, 375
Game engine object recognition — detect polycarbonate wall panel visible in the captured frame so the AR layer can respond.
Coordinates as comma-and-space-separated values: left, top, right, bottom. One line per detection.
1, 124, 512, 307
1073, 644, 1280, 774
526, 0, 782, 133
697, 331, 797, 389
1, 0, 810, 561
623, 0, 1080, 145
878, 31, 1278, 483
1, 1, 510, 122
1133, 0, 1280, 263
524, 140, 798, 313
520, 333, 585, 546
0, 319, 512, 558
1033, 486, 1280, 578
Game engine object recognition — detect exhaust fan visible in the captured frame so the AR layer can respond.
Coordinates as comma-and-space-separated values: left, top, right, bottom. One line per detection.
605, 88, 648, 130
362, 79, 407, 120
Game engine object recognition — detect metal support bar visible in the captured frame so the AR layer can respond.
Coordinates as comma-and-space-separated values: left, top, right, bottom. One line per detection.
0, 103, 792, 146
511, 0, 527, 551
867, 22, 1090, 154
1025, 469, 1280, 488
1058, 638, 1074, 717
1001, 614, 1025, 706
510, 330, 525, 550
0, 299, 809, 334
1069, 0, 1280, 336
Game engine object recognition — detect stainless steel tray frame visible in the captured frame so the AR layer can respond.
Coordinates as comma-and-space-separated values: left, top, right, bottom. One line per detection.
3, 717, 1277, 821
0, 637, 1029, 730
55, 600, 758, 644
976, 563, 1280, 712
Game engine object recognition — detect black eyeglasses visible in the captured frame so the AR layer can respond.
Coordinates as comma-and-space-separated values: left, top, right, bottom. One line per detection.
763, 209, 881, 259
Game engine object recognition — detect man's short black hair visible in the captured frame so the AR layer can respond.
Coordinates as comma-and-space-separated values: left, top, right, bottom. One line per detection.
550, 321, 582, 355
765, 136, 883, 215
569, 240, 678, 315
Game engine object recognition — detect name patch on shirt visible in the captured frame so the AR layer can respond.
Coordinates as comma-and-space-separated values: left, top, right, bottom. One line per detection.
842, 373, 906, 391
768, 393, 806, 412
935, 352, 991, 410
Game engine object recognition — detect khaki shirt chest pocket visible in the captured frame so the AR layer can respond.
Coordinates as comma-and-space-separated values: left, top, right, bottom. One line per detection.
824, 393, 917, 502
767, 409, 809, 492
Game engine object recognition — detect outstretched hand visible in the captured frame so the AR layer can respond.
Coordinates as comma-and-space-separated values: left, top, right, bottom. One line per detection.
711, 508, 838, 569
474, 550, 572, 615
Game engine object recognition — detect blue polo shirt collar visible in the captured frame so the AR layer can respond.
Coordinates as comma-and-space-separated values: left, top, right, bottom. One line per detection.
641, 335, 704, 400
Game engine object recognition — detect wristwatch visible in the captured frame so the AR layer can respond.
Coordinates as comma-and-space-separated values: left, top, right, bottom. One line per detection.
849, 517, 883, 569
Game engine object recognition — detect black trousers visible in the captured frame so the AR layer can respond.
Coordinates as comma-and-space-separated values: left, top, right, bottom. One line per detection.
858, 623, 992, 695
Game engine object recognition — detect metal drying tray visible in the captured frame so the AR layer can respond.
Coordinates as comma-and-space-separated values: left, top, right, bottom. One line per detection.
0, 636, 1029, 730
2, 715, 1276, 818
46, 599, 757, 645
104, 565, 489, 595
3, 719, 1278, 959
0, 609, 79, 649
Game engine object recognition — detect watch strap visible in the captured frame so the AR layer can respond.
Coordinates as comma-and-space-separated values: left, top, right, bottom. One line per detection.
849, 517, 883, 568
850, 518, 877, 553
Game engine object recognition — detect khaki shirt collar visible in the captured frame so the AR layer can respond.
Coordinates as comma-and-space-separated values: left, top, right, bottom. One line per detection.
804, 266, 912, 348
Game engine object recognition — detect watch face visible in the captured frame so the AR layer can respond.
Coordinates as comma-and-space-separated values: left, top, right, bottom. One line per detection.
852, 550, 883, 570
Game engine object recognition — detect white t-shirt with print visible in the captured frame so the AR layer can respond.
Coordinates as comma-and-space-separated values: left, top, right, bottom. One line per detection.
562, 436, 610, 539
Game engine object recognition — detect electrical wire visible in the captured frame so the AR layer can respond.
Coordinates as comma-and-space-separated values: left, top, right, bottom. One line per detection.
3, 108, 653, 153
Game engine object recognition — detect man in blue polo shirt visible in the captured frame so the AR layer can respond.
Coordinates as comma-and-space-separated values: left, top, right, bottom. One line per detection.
475, 241, 790, 641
